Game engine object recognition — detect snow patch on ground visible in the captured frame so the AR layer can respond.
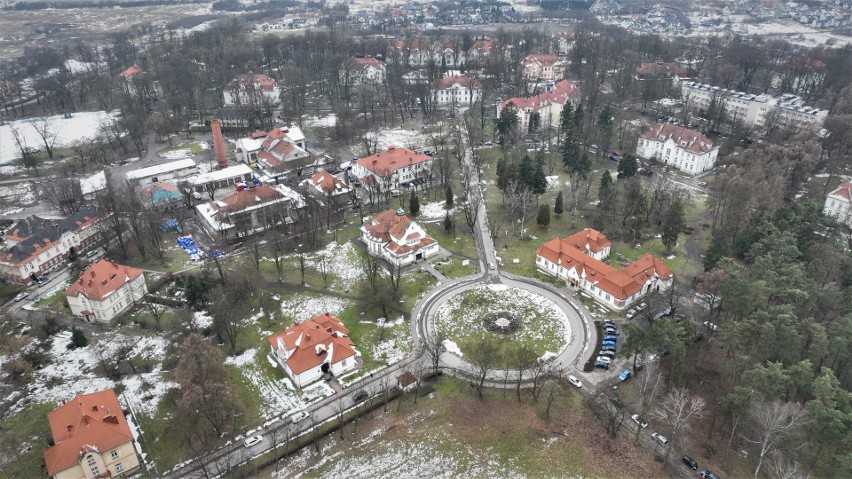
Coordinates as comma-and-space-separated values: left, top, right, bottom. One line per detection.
280, 295, 353, 323
442, 339, 463, 357
418, 200, 453, 223
225, 348, 258, 368
366, 128, 428, 151
304, 114, 337, 128
0, 111, 119, 163
193, 311, 213, 329
546, 175, 561, 189
159, 148, 193, 160
304, 241, 364, 290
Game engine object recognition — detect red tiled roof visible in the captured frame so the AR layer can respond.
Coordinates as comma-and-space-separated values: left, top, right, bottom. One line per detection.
214, 185, 287, 214
435, 75, 480, 90
641, 123, 715, 155
499, 80, 580, 112
267, 313, 356, 375
563, 228, 612, 254
65, 260, 144, 302
44, 389, 134, 476
352, 57, 385, 70
224, 72, 277, 92
829, 182, 852, 202
536, 234, 673, 301
308, 171, 348, 194
355, 147, 431, 176
363, 209, 413, 243
119, 64, 142, 78
635, 61, 687, 79
470, 38, 498, 53
521, 53, 560, 67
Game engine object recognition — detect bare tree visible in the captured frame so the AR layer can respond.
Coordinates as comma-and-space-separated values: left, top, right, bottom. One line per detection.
144, 296, 168, 332
633, 362, 663, 445
465, 334, 501, 400
744, 398, 811, 479
42, 178, 85, 214
423, 327, 446, 376
588, 394, 626, 441
30, 117, 59, 160
653, 388, 707, 461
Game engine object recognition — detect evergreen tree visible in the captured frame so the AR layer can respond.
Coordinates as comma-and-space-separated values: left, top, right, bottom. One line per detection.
560, 103, 574, 137
565, 151, 592, 179
444, 212, 453, 233
532, 156, 548, 194
528, 111, 541, 134
536, 204, 551, 228
445, 185, 454, 209
572, 104, 584, 137
69, 327, 88, 349
518, 155, 535, 191
496, 103, 519, 145
599, 169, 613, 192
554, 190, 564, 217
409, 191, 420, 216
661, 200, 685, 253
617, 154, 639, 179
704, 229, 728, 271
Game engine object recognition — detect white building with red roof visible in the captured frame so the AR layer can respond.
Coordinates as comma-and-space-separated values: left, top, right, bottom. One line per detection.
348, 57, 386, 85
195, 184, 303, 239
535, 228, 673, 311
234, 127, 309, 172
44, 389, 141, 479
351, 147, 432, 193
433, 75, 481, 106
302, 170, 352, 198
223, 72, 280, 106
388, 39, 431, 67
267, 313, 359, 388
824, 181, 852, 227
635, 61, 690, 85
520, 53, 566, 81
498, 80, 581, 132
636, 123, 719, 175
65, 260, 146, 323
361, 208, 439, 266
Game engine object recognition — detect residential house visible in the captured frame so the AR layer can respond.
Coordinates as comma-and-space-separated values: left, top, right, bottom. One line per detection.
302, 170, 352, 200
125, 159, 198, 187
396, 371, 418, 391
536, 228, 674, 311
118, 64, 156, 100
348, 57, 386, 85
552, 32, 574, 55
44, 389, 141, 479
824, 181, 852, 227
136, 182, 184, 210
635, 61, 691, 86
223, 72, 280, 107
520, 54, 566, 81
681, 81, 828, 130
498, 80, 581, 131
195, 184, 302, 239
267, 313, 359, 388
433, 41, 465, 67
233, 127, 310, 173
0, 208, 106, 285
636, 123, 719, 175
388, 39, 430, 67
79, 171, 106, 201
65, 260, 147, 323
433, 75, 481, 106
351, 147, 432, 193
467, 37, 500, 61
361, 208, 439, 266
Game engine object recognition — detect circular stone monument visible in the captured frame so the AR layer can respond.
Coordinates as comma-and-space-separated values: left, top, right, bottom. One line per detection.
483, 311, 520, 333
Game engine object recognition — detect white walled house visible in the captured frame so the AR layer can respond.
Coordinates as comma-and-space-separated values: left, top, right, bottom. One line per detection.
267, 313, 359, 388
125, 159, 198, 186
535, 229, 673, 311
520, 53, 566, 81
0, 208, 106, 285
361, 208, 439, 267
432, 76, 481, 106
348, 57, 386, 85
351, 147, 432, 193
65, 260, 147, 323
498, 80, 581, 132
636, 123, 719, 175
302, 170, 352, 199
223, 72, 280, 107
824, 181, 852, 227
195, 184, 303, 239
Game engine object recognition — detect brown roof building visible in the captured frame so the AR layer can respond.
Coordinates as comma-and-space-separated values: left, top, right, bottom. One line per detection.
351, 147, 433, 192
65, 260, 147, 323
360, 208, 439, 267
44, 389, 141, 479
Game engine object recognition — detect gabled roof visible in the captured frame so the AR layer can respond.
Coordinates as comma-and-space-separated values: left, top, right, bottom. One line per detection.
435, 75, 480, 90
635, 61, 688, 79
355, 147, 432, 176
499, 80, 580, 113
362, 209, 413, 243
212, 185, 289, 214
119, 64, 142, 78
563, 228, 612, 254
65, 260, 144, 302
267, 313, 357, 375
136, 181, 183, 207
470, 38, 498, 54
352, 57, 385, 71
521, 53, 561, 67
828, 181, 852, 202
2, 208, 103, 266
536, 232, 673, 301
306, 171, 350, 195
641, 123, 716, 155
44, 389, 134, 476
224, 72, 278, 92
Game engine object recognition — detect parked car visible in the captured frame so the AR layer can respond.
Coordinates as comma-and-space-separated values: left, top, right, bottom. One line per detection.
290, 411, 310, 423
651, 432, 669, 445
626, 308, 637, 319
604, 327, 619, 336
488, 262, 496, 270
603, 335, 618, 342
601, 345, 617, 352
243, 435, 263, 448
567, 375, 582, 388
631, 414, 648, 428
86, 249, 99, 258
637, 302, 647, 311
13, 292, 28, 302
594, 361, 609, 370
602, 340, 617, 347
618, 370, 632, 382
700, 469, 720, 479
609, 396, 624, 408
352, 390, 369, 403
596, 356, 612, 364
682, 456, 698, 470
599, 350, 616, 359
654, 307, 672, 319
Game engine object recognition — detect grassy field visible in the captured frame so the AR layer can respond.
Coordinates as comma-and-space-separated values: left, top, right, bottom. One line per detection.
156, 141, 206, 156
256, 375, 663, 478
0, 402, 55, 478
432, 256, 476, 279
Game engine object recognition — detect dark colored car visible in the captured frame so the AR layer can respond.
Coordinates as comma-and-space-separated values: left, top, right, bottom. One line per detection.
352, 390, 369, 403
700, 470, 720, 479
682, 456, 698, 470
608, 396, 624, 408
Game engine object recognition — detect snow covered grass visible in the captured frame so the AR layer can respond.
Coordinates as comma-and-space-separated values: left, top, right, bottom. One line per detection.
279, 294, 353, 323
0, 111, 119, 163
418, 200, 453, 223
304, 114, 337, 128
304, 241, 365, 290
365, 127, 429, 151
434, 284, 569, 362
0, 182, 36, 212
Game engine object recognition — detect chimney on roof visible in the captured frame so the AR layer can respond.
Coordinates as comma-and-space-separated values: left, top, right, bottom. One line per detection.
396, 207, 405, 216
92, 405, 98, 412
66, 424, 73, 432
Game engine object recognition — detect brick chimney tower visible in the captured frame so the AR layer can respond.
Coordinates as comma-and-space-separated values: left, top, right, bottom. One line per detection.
211, 119, 228, 169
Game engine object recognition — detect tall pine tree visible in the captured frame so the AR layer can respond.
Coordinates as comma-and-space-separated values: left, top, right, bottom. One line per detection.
409, 191, 420, 216
536, 204, 551, 228
554, 190, 564, 217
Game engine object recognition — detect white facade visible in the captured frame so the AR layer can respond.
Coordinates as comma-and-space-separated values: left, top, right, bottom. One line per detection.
66, 265, 147, 323
223, 73, 280, 107
126, 159, 198, 186
824, 182, 852, 227
636, 124, 719, 175
433, 77, 481, 106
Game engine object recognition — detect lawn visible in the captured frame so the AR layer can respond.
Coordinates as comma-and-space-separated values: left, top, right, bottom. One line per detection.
432, 256, 476, 279
424, 222, 477, 259
0, 402, 55, 478
156, 141, 206, 157
434, 284, 569, 365
259, 375, 662, 478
